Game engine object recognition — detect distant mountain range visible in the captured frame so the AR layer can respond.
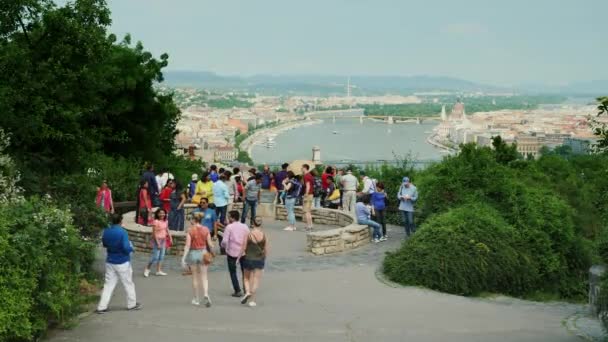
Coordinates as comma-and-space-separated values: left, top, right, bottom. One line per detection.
163, 70, 608, 96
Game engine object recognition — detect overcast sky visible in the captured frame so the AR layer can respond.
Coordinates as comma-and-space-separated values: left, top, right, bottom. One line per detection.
104, 0, 607, 85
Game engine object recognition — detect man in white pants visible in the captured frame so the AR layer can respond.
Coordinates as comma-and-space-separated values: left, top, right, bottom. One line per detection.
341, 170, 359, 214
96, 213, 141, 313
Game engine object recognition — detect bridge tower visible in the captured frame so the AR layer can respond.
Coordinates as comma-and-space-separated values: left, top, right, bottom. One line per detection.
312, 146, 321, 164
359, 116, 363, 124
387, 116, 394, 125
440, 105, 447, 121
416, 117, 422, 124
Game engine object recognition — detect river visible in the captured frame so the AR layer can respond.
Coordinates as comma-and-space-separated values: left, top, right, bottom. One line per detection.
251, 118, 444, 164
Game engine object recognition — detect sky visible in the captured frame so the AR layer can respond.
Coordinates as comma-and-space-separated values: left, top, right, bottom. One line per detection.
103, 0, 608, 86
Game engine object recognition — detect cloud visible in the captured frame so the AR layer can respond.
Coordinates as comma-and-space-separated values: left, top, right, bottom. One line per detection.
440, 23, 490, 37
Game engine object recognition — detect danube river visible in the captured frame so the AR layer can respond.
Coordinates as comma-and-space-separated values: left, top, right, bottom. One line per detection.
251, 118, 444, 164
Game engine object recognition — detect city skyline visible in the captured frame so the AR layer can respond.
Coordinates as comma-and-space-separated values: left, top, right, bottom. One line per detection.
104, 0, 608, 86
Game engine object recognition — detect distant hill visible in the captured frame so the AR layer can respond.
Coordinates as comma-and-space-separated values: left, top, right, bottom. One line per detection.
518, 80, 608, 97
163, 71, 503, 95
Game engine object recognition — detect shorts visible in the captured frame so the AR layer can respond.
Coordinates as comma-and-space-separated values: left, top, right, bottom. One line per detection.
187, 249, 207, 265
302, 194, 313, 212
242, 257, 265, 270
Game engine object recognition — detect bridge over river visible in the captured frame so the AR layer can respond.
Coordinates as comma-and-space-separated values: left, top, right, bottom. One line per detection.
304, 108, 441, 124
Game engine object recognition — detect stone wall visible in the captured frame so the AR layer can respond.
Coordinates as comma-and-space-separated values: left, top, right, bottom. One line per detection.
123, 203, 370, 256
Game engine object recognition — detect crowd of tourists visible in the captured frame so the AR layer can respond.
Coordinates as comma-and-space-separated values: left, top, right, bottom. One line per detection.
94, 162, 417, 313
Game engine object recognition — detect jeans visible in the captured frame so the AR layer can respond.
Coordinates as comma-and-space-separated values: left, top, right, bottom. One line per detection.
227, 255, 245, 293
401, 210, 416, 236
285, 197, 296, 225
374, 209, 387, 237
359, 218, 382, 240
216, 205, 227, 226
97, 262, 137, 311
241, 199, 258, 225
149, 240, 166, 264
278, 191, 286, 205
313, 196, 321, 208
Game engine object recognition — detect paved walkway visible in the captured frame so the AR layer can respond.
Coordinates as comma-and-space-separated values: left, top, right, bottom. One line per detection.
48, 220, 588, 342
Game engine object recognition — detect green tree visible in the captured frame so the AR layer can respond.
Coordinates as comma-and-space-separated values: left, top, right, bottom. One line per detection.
592, 96, 608, 152
491, 136, 520, 165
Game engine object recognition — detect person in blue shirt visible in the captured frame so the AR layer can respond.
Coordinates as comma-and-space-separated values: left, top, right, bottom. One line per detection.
355, 196, 383, 243
192, 198, 218, 238
397, 176, 418, 237
370, 182, 388, 241
212, 173, 230, 226
209, 164, 219, 183
96, 213, 141, 314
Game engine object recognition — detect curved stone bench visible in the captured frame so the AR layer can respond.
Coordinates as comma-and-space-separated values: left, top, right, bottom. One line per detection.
122, 202, 370, 256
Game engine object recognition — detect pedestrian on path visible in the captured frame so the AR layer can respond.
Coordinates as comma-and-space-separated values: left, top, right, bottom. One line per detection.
356, 196, 383, 243
312, 169, 323, 209
96, 213, 141, 313
398, 176, 418, 237
144, 209, 172, 277
212, 173, 230, 226
181, 212, 215, 307
221, 210, 249, 297
370, 182, 388, 241
95, 180, 114, 214
168, 181, 186, 231
137, 180, 152, 226
241, 173, 261, 226
283, 171, 301, 231
341, 170, 359, 214
239, 216, 269, 307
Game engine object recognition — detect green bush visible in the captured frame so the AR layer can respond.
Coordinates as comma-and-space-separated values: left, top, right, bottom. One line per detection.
0, 197, 95, 341
384, 203, 536, 296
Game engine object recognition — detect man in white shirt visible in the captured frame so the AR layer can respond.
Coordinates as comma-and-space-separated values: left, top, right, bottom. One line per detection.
360, 171, 376, 196
341, 170, 359, 214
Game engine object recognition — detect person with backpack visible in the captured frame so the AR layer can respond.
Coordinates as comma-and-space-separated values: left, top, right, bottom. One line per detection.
283, 171, 301, 231
311, 169, 323, 208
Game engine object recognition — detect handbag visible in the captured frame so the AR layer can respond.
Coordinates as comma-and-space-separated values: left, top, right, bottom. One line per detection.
203, 234, 215, 265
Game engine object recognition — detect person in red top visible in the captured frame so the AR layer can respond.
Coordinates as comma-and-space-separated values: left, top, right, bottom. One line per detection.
159, 180, 174, 213
320, 166, 335, 206
137, 180, 152, 226
301, 164, 314, 231
181, 212, 215, 307
96, 180, 114, 213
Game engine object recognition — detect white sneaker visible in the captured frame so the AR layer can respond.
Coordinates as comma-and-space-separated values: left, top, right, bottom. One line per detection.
380, 236, 388, 242
283, 226, 294, 231
144, 269, 150, 278
155, 271, 167, 276
204, 296, 212, 308
248, 301, 257, 307
373, 239, 380, 243
191, 298, 200, 306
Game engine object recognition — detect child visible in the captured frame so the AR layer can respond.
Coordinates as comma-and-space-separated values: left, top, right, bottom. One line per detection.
144, 209, 173, 277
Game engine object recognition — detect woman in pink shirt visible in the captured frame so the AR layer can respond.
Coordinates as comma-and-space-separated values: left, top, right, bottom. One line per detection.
95, 180, 114, 213
144, 209, 173, 277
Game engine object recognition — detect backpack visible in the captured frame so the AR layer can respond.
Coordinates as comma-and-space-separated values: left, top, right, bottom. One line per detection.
313, 177, 323, 197
288, 180, 302, 198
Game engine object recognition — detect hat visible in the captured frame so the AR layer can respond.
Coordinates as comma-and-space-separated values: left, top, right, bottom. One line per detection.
192, 173, 198, 181
402, 177, 410, 183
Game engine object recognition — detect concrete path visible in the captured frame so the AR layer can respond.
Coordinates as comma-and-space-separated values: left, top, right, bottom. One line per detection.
47, 221, 586, 342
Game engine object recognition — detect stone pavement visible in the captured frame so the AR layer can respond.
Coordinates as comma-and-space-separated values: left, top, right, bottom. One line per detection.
47, 220, 591, 342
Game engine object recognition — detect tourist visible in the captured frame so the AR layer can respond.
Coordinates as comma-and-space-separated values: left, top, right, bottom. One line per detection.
324, 175, 340, 209
96, 213, 141, 313
213, 173, 230, 226
312, 169, 323, 208
194, 171, 214, 205
371, 182, 388, 241
275, 163, 289, 205
168, 181, 186, 231
283, 171, 301, 231
224, 170, 235, 210
261, 164, 271, 190
398, 177, 418, 237
221, 210, 249, 297
247, 167, 258, 182
209, 164, 219, 183
239, 216, 269, 307
360, 171, 377, 198
335, 169, 345, 209
159, 180, 173, 213
144, 209, 172, 277
188, 174, 198, 201
142, 163, 159, 207
234, 175, 244, 202
192, 198, 218, 237
137, 180, 152, 226
341, 170, 359, 214
241, 174, 262, 226
321, 166, 335, 204
181, 212, 215, 307
96, 180, 114, 214
301, 164, 314, 231
356, 196, 383, 243
269, 172, 277, 192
